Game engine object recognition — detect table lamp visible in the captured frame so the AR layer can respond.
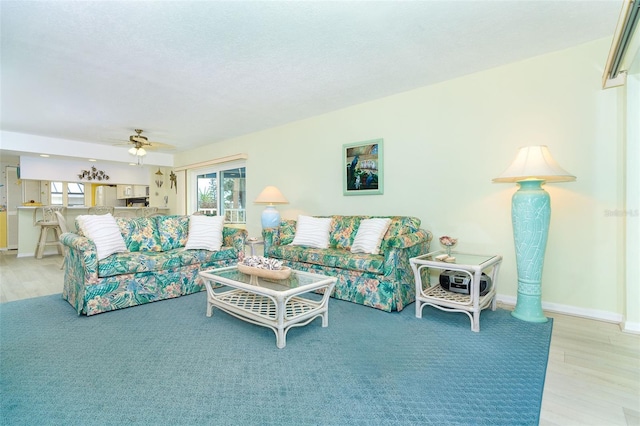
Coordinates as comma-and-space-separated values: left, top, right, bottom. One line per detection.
254, 186, 288, 228
493, 145, 575, 322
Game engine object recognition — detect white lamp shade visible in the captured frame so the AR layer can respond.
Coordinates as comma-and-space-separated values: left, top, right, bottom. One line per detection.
128, 146, 147, 157
493, 145, 576, 183
254, 186, 288, 205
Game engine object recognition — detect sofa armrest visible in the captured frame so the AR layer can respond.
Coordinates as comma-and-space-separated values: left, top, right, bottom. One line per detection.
61, 232, 100, 314
381, 229, 433, 251
382, 229, 432, 282
223, 227, 248, 253
262, 226, 280, 254
263, 219, 296, 255
60, 232, 99, 278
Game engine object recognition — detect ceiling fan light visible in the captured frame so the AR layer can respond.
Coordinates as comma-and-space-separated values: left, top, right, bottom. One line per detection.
137, 147, 146, 156
128, 147, 137, 155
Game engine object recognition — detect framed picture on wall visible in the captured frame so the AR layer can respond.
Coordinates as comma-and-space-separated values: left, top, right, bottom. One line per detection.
343, 138, 383, 196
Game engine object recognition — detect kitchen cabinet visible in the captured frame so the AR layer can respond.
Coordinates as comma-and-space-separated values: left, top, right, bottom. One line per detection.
133, 185, 148, 198
117, 185, 133, 199
116, 185, 148, 199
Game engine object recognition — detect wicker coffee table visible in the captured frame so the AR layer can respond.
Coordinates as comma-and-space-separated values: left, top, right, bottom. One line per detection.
199, 266, 337, 348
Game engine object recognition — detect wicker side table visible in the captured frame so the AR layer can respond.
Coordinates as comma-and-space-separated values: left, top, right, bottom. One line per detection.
410, 251, 502, 332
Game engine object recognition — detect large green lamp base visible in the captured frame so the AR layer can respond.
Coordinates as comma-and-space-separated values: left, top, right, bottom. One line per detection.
510, 179, 550, 323
512, 282, 548, 323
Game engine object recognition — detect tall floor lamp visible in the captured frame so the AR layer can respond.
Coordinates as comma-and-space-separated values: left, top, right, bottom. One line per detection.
254, 186, 289, 228
493, 145, 575, 323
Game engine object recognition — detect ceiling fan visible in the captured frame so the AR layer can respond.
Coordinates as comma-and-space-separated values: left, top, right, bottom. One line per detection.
115, 129, 174, 164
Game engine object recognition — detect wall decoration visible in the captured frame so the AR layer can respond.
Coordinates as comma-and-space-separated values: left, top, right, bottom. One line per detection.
170, 171, 177, 193
343, 138, 383, 195
78, 166, 109, 181
155, 168, 164, 188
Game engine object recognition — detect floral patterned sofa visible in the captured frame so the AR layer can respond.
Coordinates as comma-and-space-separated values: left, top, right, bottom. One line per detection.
263, 216, 432, 312
61, 215, 247, 316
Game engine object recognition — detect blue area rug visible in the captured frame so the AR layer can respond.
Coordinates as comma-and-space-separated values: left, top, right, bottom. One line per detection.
1, 293, 551, 425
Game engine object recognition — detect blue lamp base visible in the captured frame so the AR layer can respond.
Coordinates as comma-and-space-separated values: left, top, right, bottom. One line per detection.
261, 205, 281, 229
510, 179, 550, 323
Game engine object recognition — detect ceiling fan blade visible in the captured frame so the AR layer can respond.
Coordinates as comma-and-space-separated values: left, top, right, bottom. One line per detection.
146, 141, 176, 150
107, 130, 176, 152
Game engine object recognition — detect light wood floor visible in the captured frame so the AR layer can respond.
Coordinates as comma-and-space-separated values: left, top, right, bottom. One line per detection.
1, 250, 638, 425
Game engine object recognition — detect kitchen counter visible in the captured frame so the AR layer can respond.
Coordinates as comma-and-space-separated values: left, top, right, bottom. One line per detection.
16, 206, 170, 258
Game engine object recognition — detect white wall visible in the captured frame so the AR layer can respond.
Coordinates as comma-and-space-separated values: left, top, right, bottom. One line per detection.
174, 38, 626, 319
19, 156, 151, 185
148, 166, 177, 209
1, 131, 173, 167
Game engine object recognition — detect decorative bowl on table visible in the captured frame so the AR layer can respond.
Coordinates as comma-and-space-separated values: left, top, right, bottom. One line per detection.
439, 235, 458, 256
237, 256, 292, 280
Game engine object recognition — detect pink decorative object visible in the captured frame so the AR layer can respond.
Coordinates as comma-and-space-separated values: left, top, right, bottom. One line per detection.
439, 235, 458, 255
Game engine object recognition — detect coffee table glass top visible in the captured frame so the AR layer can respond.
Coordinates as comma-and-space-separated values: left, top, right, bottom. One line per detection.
202, 267, 331, 292
416, 250, 498, 266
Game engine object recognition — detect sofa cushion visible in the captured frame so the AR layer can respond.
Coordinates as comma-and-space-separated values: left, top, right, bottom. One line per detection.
116, 217, 162, 252
180, 247, 239, 266
334, 252, 384, 274
270, 245, 383, 274
351, 218, 391, 255
156, 215, 189, 251
269, 245, 337, 268
291, 215, 332, 249
329, 216, 362, 249
97, 250, 182, 278
185, 215, 224, 251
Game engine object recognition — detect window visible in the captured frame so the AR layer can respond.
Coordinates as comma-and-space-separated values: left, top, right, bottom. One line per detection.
191, 162, 246, 224
51, 181, 85, 206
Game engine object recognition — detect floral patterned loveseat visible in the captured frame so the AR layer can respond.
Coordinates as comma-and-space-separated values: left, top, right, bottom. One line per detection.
61, 215, 247, 316
263, 216, 431, 312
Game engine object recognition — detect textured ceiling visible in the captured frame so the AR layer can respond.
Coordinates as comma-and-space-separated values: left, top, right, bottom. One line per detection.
0, 1, 622, 154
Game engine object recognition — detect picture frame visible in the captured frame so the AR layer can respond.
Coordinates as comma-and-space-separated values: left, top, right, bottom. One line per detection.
343, 138, 383, 196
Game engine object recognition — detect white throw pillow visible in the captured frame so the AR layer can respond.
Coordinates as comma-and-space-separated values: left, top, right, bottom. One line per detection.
185, 215, 224, 251
351, 218, 392, 255
76, 213, 128, 261
290, 215, 332, 249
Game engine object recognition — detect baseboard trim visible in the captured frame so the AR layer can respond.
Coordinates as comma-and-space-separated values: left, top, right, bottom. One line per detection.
622, 321, 640, 335
496, 294, 624, 324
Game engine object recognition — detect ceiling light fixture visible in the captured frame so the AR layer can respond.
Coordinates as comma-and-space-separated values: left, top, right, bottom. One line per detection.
128, 145, 147, 165
128, 147, 147, 156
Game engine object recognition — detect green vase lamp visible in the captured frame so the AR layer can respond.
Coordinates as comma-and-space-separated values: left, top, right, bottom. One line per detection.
493, 145, 575, 323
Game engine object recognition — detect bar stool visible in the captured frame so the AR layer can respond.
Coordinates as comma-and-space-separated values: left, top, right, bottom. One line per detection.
33, 206, 66, 259
136, 207, 158, 217
88, 206, 115, 215
54, 211, 70, 269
